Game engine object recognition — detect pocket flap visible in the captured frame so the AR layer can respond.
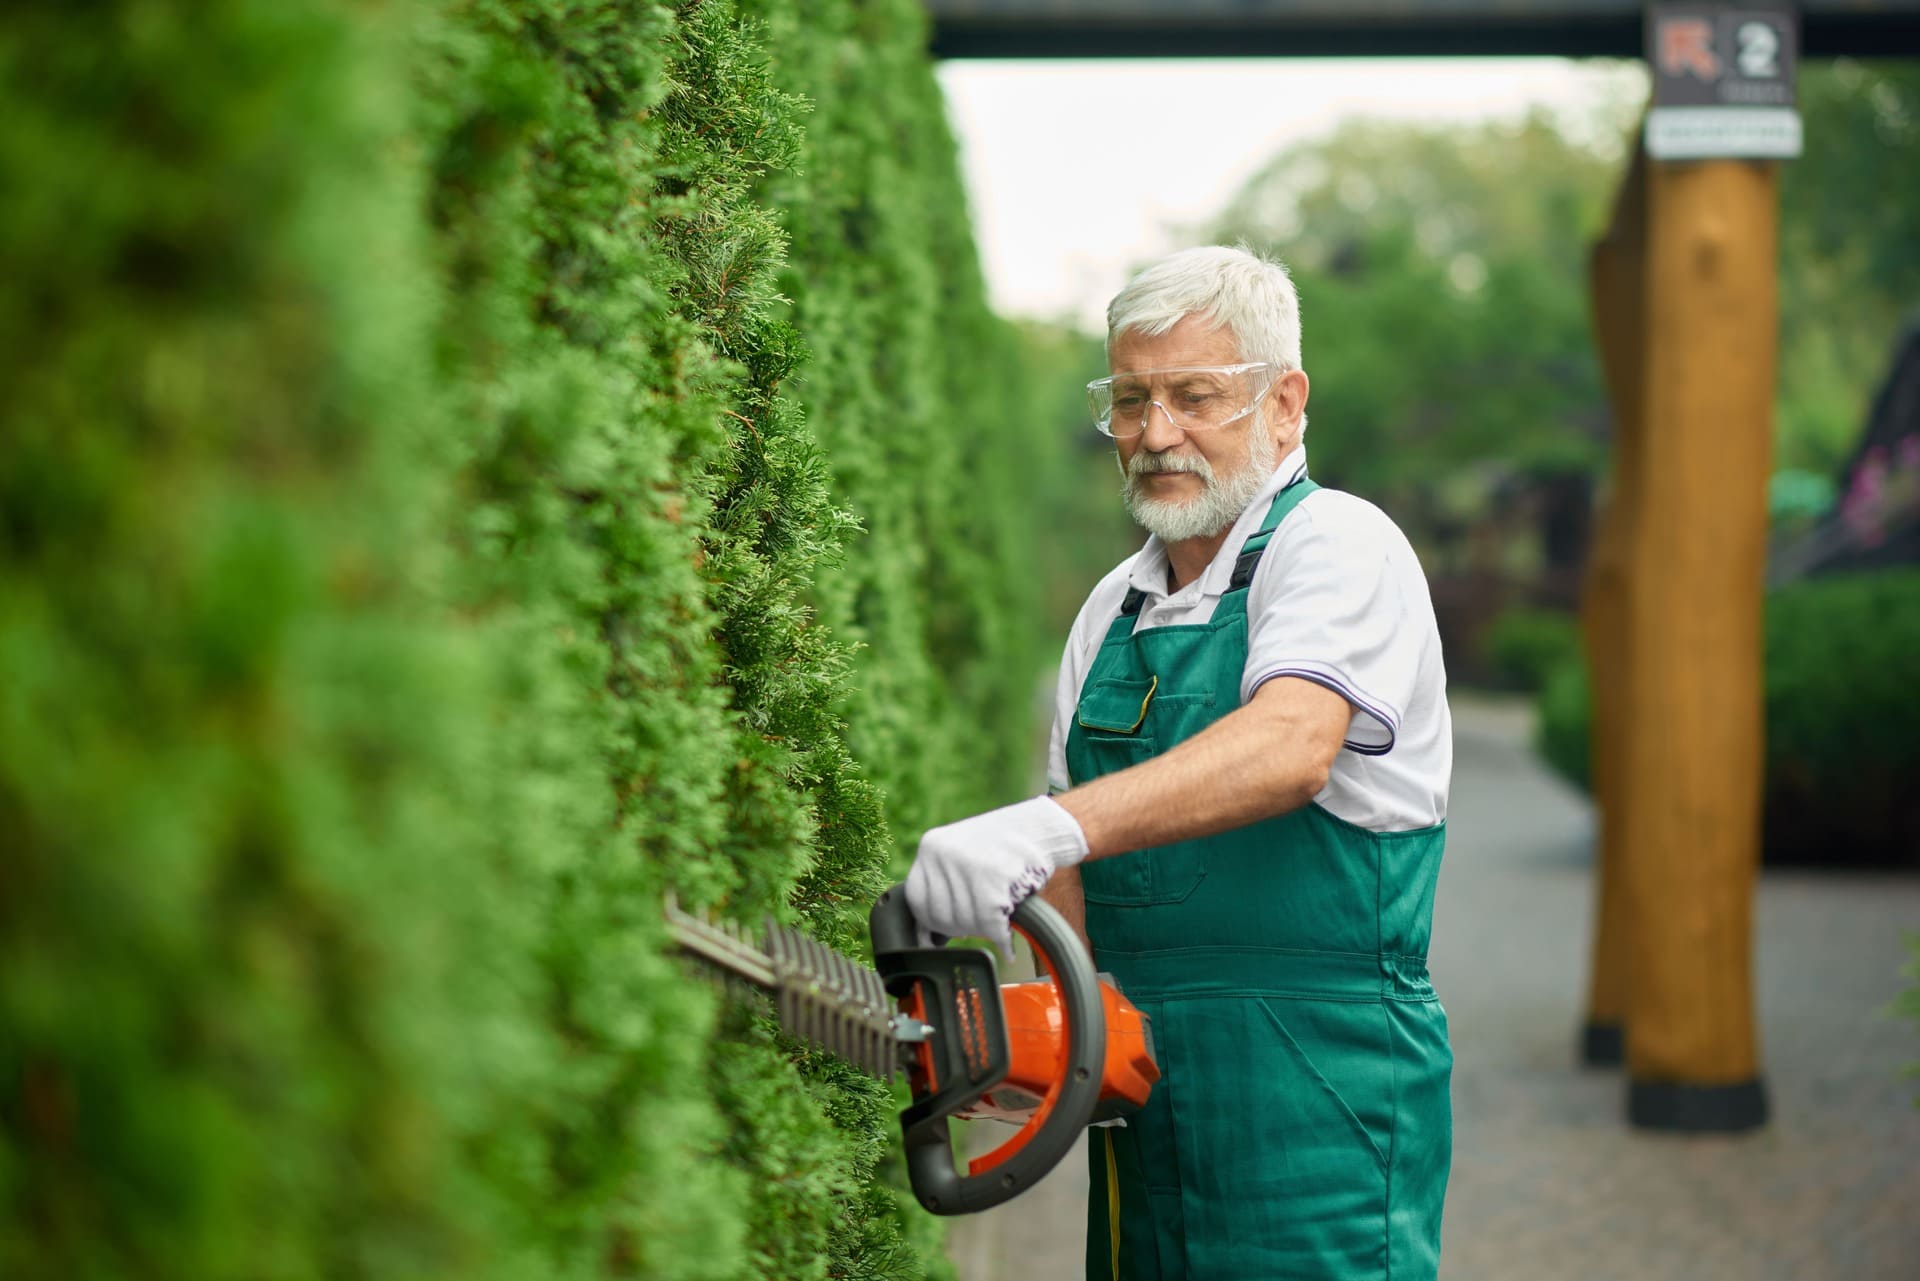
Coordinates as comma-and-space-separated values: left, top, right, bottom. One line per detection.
1076, 674, 1158, 735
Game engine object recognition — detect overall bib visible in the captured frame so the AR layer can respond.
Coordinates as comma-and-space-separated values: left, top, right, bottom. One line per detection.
1067, 479, 1452, 1281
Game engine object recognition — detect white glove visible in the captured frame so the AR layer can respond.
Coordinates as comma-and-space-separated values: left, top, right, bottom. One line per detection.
905, 796, 1089, 960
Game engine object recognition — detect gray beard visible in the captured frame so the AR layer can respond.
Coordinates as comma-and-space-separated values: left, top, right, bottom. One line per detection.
1122, 426, 1279, 545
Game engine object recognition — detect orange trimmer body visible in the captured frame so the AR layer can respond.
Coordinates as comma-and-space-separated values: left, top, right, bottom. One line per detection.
960, 975, 1160, 1131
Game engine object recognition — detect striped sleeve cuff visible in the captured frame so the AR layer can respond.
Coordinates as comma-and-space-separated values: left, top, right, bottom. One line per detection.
1246, 664, 1400, 756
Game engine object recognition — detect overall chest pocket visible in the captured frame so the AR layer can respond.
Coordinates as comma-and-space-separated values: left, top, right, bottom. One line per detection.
1077, 675, 1160, 735
1074, 676, 1208, 907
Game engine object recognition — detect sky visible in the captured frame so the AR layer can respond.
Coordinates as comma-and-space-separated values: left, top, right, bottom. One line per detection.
936, 58, 1649, 329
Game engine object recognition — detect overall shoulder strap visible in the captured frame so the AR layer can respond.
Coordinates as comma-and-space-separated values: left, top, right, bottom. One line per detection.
1226, 475, 1319, 594
1095, 583, 1148, 645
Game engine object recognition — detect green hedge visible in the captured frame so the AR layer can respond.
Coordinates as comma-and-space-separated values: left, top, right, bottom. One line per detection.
1, 2, 1037, 1277
746, 0, 1045, 843
1536, 571, 1920, 865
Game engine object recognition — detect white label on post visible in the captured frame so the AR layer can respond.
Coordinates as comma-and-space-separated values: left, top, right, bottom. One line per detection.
1645, 107, 1804, 160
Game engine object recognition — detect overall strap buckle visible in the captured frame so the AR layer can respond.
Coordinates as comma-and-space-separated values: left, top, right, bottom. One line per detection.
1227, 546, 1265, 594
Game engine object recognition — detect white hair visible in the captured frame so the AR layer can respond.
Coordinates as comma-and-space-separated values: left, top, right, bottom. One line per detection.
1106, 243, 1303, 371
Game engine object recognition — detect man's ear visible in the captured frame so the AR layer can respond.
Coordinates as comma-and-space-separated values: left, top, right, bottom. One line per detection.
1274, 368, 1309, 429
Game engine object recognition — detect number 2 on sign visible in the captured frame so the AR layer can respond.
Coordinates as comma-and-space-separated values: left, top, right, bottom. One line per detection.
1736, 21, 1781, 78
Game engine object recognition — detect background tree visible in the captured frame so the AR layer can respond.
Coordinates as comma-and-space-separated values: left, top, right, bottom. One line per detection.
1198, 111, 1619, 599
1778, 59, 1920, 473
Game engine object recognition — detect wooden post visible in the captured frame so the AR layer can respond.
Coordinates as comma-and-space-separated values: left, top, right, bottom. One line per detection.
1578, 142, 1647, 1069
1615, 154, 1775, 1131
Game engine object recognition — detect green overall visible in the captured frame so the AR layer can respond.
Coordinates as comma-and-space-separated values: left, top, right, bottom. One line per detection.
1068, 479, 1452, 1281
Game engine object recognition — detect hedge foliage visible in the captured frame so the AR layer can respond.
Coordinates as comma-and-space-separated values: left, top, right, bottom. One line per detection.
1536, 571, 1920, 865
1, 2, 1041, 1277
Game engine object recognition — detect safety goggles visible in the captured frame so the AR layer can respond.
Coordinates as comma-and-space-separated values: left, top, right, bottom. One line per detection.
1085, 362, 1278, 439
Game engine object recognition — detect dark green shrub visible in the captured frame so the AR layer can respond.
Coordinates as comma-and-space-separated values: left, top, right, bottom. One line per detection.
1536, 656, 1593, 791
1760, 571, 1920, 864
1533, 570, 1920, 864
1482, 606, 1584, 693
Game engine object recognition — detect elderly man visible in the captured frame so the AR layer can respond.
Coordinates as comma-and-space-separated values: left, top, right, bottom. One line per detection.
906, 245, 1452, 1280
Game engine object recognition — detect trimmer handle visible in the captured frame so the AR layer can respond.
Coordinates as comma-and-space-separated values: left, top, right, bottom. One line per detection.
871, 883, 1106, 1216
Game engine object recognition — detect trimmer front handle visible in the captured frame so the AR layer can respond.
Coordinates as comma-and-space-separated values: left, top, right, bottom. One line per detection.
870, 883, 1106, 1216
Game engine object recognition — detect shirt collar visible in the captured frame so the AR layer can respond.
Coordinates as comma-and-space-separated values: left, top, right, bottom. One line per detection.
1126, 444, 1310, 602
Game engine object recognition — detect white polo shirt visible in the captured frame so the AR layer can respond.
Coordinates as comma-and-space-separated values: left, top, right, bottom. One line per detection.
1046, 445, 1451, 832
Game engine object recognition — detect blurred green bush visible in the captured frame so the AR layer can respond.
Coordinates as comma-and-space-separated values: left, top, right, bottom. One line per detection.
0, 1, 1036, 1277
1480, 606, 1583, 693
1535, 571, 1920, 865
1536, 658, 1594, 795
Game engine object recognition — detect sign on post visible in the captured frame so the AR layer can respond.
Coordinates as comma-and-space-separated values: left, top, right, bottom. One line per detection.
1645, 5, 1802, 160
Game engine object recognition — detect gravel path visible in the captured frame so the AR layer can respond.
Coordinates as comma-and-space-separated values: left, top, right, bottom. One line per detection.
946, 695, 1920, 1280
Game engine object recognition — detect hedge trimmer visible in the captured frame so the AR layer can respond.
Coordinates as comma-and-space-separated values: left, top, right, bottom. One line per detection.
664, 884, 1160, 1215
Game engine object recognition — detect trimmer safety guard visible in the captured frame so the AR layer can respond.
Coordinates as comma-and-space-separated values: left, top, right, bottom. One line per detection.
870, 884, 1107, 1215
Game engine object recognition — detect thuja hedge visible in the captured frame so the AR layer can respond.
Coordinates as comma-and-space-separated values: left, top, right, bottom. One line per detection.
1, 2, 1042, 1278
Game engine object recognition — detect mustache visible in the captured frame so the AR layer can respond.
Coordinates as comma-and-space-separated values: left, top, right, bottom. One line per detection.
1127, 449, 1215, 482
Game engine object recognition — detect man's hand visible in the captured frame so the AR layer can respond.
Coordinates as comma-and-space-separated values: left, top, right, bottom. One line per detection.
905, 796, 1090, 958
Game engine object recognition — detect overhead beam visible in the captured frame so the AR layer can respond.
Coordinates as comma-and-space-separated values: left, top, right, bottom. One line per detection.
926, 3, 1920, 58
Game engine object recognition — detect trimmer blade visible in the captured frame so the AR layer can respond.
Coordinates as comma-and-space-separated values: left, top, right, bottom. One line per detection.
663, 894, 901, 1081
762, 916, 898, 1081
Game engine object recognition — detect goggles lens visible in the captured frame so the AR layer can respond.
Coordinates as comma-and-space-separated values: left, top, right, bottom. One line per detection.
1086, 363, 1276, 438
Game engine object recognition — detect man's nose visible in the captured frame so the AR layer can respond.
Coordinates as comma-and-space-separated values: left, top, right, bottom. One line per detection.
1138, 400, 1187, 452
